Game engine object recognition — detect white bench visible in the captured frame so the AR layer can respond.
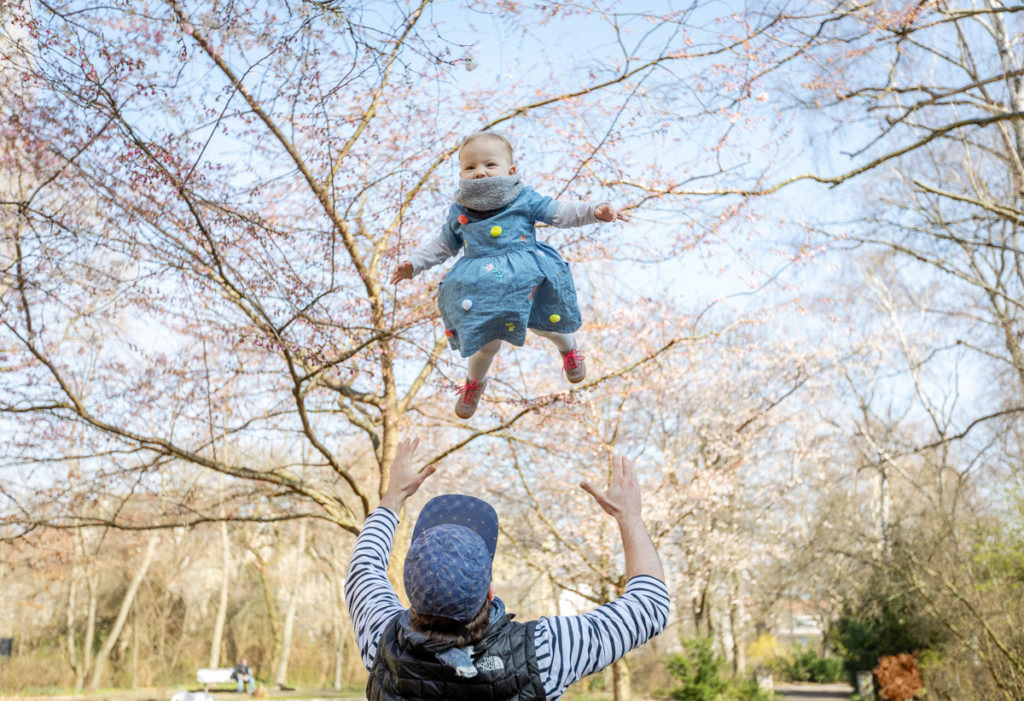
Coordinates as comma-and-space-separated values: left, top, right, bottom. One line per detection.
197, 668, 235, 691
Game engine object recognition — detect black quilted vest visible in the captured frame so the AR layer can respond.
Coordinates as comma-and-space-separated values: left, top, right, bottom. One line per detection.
367, 612, 547, 700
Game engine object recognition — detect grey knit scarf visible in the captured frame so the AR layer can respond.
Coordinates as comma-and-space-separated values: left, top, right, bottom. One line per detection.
455, 174, 524, 212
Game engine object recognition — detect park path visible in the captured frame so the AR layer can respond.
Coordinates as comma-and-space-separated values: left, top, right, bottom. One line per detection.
774, 682, 855, 700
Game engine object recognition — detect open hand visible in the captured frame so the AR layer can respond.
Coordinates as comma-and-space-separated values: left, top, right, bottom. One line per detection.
580, 454, 642, 523
390, 262, 414, 284
594, 204, 629, 223
380, 437, 437, 511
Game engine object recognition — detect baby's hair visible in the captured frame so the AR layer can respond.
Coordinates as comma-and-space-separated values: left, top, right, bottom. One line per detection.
460, 131, 514, 162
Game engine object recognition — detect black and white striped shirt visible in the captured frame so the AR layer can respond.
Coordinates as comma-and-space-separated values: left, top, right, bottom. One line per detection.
345, 508, 670, 700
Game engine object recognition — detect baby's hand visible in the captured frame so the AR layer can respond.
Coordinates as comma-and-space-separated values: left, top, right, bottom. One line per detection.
390, 262, 414, 284
595, 204, 629, 223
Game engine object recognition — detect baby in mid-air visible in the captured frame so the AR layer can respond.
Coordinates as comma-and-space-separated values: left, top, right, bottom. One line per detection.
391, 131, 627, 418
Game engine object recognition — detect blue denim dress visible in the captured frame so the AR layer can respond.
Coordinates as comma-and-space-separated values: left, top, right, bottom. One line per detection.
437, 187, 582, 357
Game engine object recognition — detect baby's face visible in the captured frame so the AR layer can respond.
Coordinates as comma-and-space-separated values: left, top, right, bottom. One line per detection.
459, 138, 516, 179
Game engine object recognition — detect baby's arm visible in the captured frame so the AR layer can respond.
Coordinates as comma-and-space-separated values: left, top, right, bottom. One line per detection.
390, 236, 456, 284
547, 201, 629, 228
390, 215, 463, 284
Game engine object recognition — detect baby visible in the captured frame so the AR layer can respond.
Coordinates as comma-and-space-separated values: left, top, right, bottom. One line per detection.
392, 132, 627, 418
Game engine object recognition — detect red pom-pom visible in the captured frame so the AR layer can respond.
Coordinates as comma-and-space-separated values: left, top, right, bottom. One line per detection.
458, 215, 469, 225
445, 329, 455, 338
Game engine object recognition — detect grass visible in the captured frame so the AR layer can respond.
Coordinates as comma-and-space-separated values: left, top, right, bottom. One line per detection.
4, 688, 131, 696
0, 686, 367, 699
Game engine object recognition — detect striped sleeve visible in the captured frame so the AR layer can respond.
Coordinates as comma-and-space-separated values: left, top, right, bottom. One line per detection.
344, 507, 406, 671
533, 575, 670, 699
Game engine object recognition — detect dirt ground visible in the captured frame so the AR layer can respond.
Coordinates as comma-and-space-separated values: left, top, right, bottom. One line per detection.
774, 682, 856, 700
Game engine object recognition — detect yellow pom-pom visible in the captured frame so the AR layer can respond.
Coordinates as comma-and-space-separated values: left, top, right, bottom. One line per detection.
490, 226, 502, 237
549, 314, 561, 323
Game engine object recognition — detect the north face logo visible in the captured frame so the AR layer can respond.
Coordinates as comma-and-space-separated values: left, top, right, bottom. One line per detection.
476, 656, 504, 672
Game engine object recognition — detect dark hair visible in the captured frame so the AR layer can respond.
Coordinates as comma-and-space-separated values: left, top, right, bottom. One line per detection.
409, 598, 493, 647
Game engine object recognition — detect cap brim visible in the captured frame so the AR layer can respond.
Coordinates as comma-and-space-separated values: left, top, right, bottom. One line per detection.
412, 494, 498, 559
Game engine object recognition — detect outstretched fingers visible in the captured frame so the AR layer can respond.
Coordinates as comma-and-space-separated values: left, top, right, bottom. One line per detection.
580, 479, 610, 511
582, 453, 643, 522
380, 437, 437, 510
616, 454, 637, 487
392, 437, 419, 468
392, 437, 438, 489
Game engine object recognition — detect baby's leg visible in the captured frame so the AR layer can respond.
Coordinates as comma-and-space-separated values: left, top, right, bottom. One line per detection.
531, 330, 585, 383
530, 329, 576, 352
455, 339, 501, 419
467, 339, 503, 380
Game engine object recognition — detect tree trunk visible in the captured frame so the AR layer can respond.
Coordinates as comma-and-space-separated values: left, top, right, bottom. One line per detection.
88, 533, 158, 689
692, 585, 712, 638
130, 609, 139, 688
324, 553, 351, 690
275, 520, 306, 686
612, 657, 631, 701
65, 566, 79, 679
257, 563, 282, 676
209, 520, 230, 668
873, 467, 891, 561
728, 571, 745, 675
76, 570, 97, 690
332, 608, 346, 689
987, 0, 1024, 171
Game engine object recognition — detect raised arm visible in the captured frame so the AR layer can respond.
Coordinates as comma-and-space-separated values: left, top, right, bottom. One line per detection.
345, 438, 438, 669
580, 454, 664, 581
534, 455, 668, 698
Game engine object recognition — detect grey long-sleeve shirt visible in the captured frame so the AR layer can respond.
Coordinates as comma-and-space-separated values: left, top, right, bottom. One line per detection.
406, 200, 606, 276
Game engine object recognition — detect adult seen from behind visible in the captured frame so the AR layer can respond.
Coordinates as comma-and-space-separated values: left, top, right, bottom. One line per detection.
345, 438, 669, 700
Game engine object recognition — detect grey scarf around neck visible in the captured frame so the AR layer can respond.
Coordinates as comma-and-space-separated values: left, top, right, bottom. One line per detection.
455, 174, 524, 211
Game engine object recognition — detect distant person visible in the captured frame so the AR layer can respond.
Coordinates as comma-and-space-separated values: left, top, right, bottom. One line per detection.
390, 131, 629, 418
232, 658, 255, 694
345, 437, 669, 700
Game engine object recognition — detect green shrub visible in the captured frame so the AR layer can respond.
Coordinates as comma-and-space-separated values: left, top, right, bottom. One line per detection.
667, 637, 773, 701
828, 570, 945, 680
777, 644, 844, 683
810, 654, 845, 683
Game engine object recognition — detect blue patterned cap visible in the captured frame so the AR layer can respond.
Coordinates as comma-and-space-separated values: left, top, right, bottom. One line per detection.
404, 495, 499, 622
412, 494, 499, 558
404, 524, 492, 622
